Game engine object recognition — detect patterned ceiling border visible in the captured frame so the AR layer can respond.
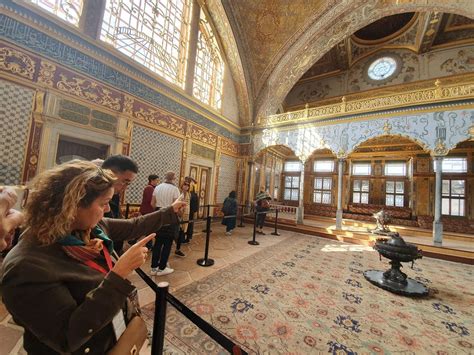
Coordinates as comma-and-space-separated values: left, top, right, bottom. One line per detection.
254, 0, 474, 122
0, 3, 244, 141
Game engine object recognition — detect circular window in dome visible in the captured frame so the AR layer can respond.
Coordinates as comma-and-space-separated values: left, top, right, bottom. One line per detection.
367, 57, 397, 81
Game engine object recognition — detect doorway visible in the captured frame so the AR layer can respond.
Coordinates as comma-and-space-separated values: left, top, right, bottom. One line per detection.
189, 164, 211, 218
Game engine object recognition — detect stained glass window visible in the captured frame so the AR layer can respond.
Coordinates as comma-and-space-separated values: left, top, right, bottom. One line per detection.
368, 56, 397, 81
25, 0, 83, 26
193, 11, 224, 110
100, 0, 192, 87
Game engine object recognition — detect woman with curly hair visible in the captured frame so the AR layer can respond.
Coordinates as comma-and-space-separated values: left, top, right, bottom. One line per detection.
0, 160, 185, 354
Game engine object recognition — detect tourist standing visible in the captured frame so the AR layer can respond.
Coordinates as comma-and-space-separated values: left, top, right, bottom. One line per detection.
150, 171, 180, 276
221, 191, 238, 235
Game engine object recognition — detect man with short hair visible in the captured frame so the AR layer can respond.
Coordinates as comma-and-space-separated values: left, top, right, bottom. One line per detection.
102, 155, 139, 254
150, 171, 180, 276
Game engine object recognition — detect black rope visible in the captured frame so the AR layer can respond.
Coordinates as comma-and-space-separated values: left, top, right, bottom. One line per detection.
135, 268, 248, 354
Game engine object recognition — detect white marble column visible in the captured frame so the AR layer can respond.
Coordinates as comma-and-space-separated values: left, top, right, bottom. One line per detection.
336, 159, 344, 230
432, 156, 443, 245
297, 161, 305, 224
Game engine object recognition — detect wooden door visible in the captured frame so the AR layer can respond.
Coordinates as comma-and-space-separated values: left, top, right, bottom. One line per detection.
189, 165, 210, 218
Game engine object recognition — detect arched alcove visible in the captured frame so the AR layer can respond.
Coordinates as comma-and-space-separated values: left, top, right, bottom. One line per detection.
252, 145, 298, 202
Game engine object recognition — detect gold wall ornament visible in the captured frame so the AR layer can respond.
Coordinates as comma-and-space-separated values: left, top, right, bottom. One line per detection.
123, 95, 134, 115
337, 149, 347, 159
56, 74, 122, 111
37, 60, 56, 87
134, 107, 186, 135
433, 139, 449, 156
220, 137, 239, 156
191, 126, 218, 146
259, 79, 474, 128
33, 90, 45, 116
0, 47, 35, 80
383, 121, 392, 134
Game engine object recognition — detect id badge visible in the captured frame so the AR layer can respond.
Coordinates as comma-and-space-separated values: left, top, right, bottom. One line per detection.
112, 310, 126, 341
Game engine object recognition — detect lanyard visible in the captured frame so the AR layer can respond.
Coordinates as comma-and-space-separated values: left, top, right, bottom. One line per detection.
83, 247, 113, 275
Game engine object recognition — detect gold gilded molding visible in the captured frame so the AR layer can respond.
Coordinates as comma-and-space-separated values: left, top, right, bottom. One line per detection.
57, 73, 122, 111
0, 47, 35, 80
221, 137, 239, 156
134, 107, 186, 136
123, 95, 134, 115
259, 78, 474, 128
37, 60, 56, 87
191, 126, 218, 146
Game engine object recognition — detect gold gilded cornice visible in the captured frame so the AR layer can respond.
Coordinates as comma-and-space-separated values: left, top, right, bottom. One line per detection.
258, 76, 474, 128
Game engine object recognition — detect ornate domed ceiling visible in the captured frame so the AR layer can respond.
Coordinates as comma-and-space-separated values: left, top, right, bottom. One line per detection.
295, 13, 474, 84
203, 0, 473, 126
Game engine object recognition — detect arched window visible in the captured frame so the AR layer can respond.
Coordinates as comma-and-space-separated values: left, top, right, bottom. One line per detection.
100, 0, 192, 87
24, 0, 83, 26
193, 11, 224, 110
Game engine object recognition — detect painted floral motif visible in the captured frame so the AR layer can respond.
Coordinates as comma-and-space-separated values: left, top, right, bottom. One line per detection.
230, 299, 254, 314
236, 325, 258, 340
432, 302, 456, 314
442, 322, 470, 337
304, 335, 316, 347
273, 322, 293, 339
272, 270, 287, 277
327, 341, 357, 354
252, 284, 270, 295
342, 292, 362, 304
345, 279, 362, 288
282, 261, 295, 267
335, 315, 362, 333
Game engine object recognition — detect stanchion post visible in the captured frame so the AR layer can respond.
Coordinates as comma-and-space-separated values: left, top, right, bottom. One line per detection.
248, 210, 259, 245
238, 205, 245, 227
202, 204, 212, 233
151, 281, 169, 355
197, 214, 215, 266
271, 208, 280, 236
125, 203, 130, 219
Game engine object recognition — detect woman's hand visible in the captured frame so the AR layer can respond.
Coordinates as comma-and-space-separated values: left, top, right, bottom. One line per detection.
112, 233, 155, 279
171, 199, 187, 214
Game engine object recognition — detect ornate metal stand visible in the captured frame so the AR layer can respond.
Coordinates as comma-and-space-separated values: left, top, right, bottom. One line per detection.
364, 233, 428, 297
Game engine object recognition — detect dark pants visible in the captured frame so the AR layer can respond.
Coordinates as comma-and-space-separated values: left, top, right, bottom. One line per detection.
256, 207, 269, 229
222, 215, 237, 232
151, 224, 177, 270
176, 228, 186, 250
186, 212, 195, 241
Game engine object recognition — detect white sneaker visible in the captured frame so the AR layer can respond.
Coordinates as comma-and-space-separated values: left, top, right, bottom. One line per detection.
156, 267, 174, 276
225, 231, 231, 236
150, 268, 158, 276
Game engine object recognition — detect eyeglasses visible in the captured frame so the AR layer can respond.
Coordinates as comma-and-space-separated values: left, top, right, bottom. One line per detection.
183, 183, 190, 187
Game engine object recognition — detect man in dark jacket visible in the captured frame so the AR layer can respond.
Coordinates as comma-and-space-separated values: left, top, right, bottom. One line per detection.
102, 155, 139, 254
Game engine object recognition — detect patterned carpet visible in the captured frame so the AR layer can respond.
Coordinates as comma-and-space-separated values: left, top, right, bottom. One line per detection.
142, 233, 473, 354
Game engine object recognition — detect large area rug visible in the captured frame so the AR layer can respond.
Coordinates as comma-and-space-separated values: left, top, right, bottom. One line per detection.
142, 233, 473, 354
